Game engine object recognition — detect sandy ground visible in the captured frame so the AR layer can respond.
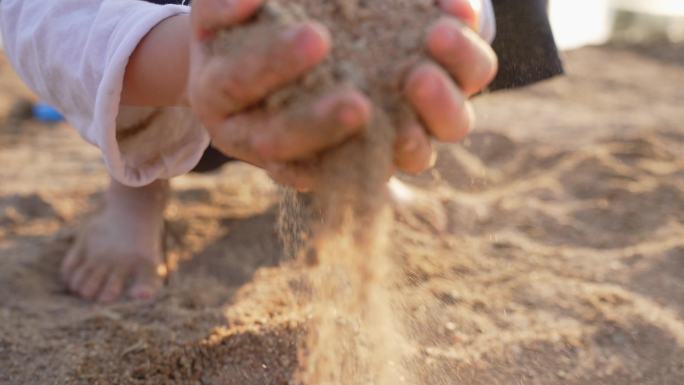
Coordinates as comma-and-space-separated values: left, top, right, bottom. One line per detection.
1, 43, 683, 384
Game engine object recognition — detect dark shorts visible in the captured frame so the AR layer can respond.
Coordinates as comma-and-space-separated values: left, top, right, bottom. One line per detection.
145, 0, 563, 172
489, 0, 563, 91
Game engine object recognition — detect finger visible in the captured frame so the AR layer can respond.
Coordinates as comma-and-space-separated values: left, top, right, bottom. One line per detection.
98, 268, 127, 304
426, 17, 498, 96
78, 266, 109, 301
438, 0, 480, 30
68, 263, 94, 294
405, 62, 474, 143
128, 264, 164, 301
61, 237, 85, 282
198, 22, 330, 121
254, 88, 372, 162
210, 88, 370, 164
267, 162, 318, 191
394, 123, 434, 174
192, 0, 263, 39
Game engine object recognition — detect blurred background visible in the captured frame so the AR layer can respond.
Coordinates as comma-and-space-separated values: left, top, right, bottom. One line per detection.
2, 0, 682, 124
550, 0, 684, 49
2, 0, 684, 50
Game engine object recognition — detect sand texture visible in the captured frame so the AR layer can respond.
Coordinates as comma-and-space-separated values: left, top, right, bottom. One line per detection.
1, 42, 684, 384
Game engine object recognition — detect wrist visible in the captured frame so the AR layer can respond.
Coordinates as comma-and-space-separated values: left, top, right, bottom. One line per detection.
122, 13, 191, 107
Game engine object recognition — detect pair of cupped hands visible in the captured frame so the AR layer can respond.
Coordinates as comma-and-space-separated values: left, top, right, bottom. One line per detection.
188, 0, 498, 189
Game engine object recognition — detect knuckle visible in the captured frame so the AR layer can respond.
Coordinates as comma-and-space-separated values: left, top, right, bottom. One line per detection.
252, 134, 279, 161
430, 22, 467, 57
191, 97, 212, 124
254, 141, 275, 161
405, 63, 441, 100
265, 53, 305, 85
220, 73, 253, 109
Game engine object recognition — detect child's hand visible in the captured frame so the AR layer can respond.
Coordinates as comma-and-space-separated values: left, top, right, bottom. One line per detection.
188, 0, 497, 189
396, 0, 498, 173
188, 0, 372, 186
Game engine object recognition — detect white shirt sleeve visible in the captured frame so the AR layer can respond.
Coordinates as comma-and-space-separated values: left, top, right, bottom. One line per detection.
480, 0, 497, 43
0, 0, 210, 187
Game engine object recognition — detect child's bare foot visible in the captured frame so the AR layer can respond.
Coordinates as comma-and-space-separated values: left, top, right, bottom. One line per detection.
61, 178, 169, 303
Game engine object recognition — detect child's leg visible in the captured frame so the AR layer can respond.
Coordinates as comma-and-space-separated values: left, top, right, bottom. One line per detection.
61, 177, 169, 302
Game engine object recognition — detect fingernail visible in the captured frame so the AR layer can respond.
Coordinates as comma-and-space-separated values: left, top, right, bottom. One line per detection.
327, 92, 370, 130
284, 24, 326, 62
338, 104, 364, 129
401, 138, 419, 154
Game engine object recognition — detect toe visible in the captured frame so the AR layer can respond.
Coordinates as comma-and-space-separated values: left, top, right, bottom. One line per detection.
61, 238, 85, 283
128, 262, 165, 301
128, 281, 161, 301
98, 268, 126, 303
68, 263, 94, 294
78, 266, 109, 301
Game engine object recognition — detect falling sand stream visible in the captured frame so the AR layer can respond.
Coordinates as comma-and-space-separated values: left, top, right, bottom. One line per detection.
212, 0, 442, 383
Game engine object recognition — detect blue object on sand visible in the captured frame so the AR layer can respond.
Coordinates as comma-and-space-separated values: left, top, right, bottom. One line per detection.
32, 103, 65, 123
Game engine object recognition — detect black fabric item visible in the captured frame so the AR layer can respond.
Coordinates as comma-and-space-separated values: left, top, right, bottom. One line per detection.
142, 0, 564, 172
192, 145, 233, 173
489, 0, 563, 90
